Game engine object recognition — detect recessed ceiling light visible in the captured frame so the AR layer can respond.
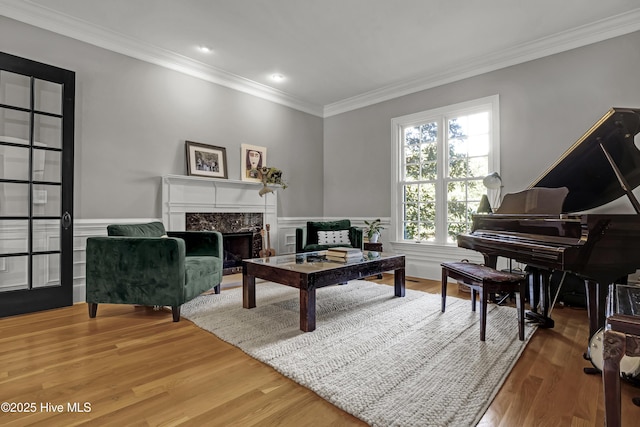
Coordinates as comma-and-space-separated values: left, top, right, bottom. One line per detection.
271, 74, 285, 82
197, 45, 213, 53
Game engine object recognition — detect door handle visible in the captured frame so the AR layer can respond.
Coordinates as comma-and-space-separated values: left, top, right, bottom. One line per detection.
62, 211, 72, 230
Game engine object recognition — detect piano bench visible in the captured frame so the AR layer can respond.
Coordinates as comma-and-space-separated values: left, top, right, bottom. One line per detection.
441, 261, 527, 341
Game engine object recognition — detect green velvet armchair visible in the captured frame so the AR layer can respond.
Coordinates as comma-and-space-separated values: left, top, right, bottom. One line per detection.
86, 221, 223, 322
295, 219, 363, 253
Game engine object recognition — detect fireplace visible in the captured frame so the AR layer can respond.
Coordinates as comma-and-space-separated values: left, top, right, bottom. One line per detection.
222, 232, 253, 274
162, 174, 280, 273
186, 212, 263, 275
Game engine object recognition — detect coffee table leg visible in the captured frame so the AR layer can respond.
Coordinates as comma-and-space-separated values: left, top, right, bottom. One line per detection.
395, 267, 406, 297
300, 287, 316, 332
243, 272, 256, 309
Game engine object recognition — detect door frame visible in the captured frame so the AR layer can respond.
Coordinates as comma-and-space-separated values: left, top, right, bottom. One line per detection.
0, 51, 75, 317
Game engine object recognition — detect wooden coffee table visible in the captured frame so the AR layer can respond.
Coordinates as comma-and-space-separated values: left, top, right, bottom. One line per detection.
242, 251, 405, 332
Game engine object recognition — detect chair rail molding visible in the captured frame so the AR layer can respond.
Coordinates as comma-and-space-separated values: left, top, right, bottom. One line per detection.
387, 240, 520, 281
72, 215, 491, 305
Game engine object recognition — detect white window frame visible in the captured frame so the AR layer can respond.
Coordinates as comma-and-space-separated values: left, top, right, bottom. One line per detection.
390, 95, 500, 246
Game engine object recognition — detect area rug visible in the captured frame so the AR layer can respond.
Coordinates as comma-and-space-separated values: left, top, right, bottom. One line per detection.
181, 280, 536, 426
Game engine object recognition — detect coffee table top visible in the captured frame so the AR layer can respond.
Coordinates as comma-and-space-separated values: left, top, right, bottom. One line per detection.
243, 251, 403, 274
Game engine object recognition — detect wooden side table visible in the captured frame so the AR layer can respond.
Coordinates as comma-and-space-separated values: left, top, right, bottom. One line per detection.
364, 242, 383, 278
364, 242, 383, 252
602, 284, 640, 427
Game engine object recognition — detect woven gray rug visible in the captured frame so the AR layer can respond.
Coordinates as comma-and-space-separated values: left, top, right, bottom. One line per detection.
181, 280, 535, 426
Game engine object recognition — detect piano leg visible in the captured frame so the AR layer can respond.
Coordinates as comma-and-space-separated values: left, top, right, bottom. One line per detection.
540, 270, 552, 319
482, 254, 497, 269
582, 280, 610, 374
528, 268, 540, 314
584, 277, 624, 342
584, 279, 604, 340
525, 267, 555, 328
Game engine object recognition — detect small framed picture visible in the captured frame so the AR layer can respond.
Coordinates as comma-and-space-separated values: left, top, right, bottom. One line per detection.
185, 141, 228, 179
241, 143, 267, 182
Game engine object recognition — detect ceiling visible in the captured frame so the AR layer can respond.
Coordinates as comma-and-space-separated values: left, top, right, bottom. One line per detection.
3, 0, 640, 117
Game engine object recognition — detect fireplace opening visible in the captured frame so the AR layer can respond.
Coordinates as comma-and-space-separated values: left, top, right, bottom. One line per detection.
222, 232, 253, 275
185, 212, 263, 275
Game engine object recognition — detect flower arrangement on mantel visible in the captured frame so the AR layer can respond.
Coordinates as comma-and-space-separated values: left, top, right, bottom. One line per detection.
257, 166, 288, 197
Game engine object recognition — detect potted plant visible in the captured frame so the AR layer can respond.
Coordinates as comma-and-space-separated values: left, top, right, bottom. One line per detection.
364, 219, 384, 243
257, 166, 288, 196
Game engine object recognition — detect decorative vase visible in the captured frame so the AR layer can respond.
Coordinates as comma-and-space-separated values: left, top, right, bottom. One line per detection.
369, 232, 380, 243
259, 183, 273, 197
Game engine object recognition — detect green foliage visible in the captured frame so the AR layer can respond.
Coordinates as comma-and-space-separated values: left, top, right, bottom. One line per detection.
364, 219, 384, 239
402, 118, 485, 242
258, 167, 288, 189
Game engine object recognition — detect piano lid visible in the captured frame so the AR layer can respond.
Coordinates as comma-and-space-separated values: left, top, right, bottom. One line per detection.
530, 108, 640, 213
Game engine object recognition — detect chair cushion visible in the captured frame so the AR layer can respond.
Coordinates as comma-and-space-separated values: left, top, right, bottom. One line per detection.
107, 221, 167, 237
304, 243, 354, 252
441, 262, 526, 283
306, 220, 351, 245
184, 256, 223, 300
317, 229, 350, 245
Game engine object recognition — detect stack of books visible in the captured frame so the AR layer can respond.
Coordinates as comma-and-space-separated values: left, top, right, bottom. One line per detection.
325, 247, 363, 262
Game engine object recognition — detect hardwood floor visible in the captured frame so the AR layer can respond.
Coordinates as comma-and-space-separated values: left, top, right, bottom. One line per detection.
1, 274, 638, 426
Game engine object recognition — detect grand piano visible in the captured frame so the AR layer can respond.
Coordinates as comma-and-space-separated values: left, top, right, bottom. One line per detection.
457, 107, 640, 351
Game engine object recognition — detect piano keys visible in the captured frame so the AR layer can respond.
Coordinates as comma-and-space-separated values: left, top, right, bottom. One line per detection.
457, 107, 640, 344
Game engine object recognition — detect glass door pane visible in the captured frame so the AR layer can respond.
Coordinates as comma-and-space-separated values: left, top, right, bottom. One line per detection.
0, 53, 74, 316
0, 70, 30, 108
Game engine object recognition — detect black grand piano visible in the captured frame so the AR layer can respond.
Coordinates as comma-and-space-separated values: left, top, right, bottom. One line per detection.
457, 107, 640, 351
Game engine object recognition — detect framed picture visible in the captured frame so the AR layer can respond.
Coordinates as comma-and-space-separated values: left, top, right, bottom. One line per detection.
185, 141, 228, 179
241, 143, 267, 182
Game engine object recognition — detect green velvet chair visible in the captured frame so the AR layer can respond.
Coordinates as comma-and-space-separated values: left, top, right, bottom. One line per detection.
295, 219, 363, 253
86, 221, 223, 322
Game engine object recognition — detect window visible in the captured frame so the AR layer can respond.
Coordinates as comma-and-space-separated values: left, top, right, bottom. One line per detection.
391, 95, 499, 245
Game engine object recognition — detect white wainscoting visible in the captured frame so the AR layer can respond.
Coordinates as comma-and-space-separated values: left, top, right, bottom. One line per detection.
72, 216, 494, 304
277, 217, 394, 255
388, 241, 516, 280
0, 220, 62, 292
72, 218, 159, 303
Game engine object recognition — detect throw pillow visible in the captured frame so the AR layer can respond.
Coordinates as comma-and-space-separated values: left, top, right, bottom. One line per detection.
317, 230, 350, 245
107, 221, 167, 237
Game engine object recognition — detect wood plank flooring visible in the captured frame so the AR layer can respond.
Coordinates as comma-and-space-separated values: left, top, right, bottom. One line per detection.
0, 274, 638, 426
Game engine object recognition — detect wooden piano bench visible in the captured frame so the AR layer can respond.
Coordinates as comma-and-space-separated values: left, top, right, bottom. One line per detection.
441, 261, 527, 341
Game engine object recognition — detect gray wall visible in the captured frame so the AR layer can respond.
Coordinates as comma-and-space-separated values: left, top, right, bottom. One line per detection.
324, 30, 640, 217
0, 17, 324, 219
3, 16, 639, 223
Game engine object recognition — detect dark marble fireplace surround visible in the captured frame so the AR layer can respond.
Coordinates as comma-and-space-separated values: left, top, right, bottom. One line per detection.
186, 212, 263, 274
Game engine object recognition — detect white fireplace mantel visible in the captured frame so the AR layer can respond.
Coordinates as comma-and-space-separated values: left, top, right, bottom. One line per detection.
161, 174, 278, 244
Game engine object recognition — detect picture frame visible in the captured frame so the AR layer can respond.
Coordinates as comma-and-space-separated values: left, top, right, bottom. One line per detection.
185, 141, 228, 179
241, 143, 267, 182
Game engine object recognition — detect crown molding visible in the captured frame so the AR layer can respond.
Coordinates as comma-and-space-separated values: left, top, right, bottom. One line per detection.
0, 0, 324, 117
323, 8, 640, 117
3, 1, 639, 119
